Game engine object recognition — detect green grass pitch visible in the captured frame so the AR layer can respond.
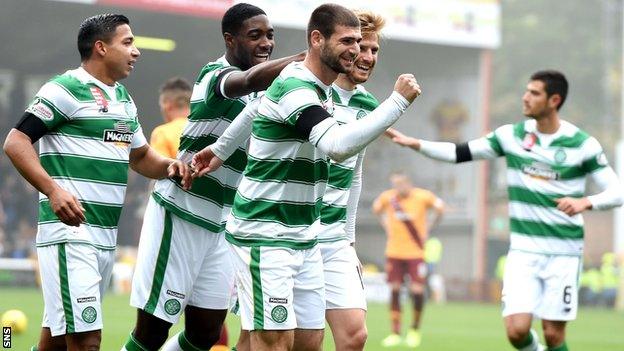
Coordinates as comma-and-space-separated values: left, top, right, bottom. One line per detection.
2, 288, 623, 350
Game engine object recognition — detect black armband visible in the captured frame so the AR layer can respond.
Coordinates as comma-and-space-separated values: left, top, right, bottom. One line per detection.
294, 105, 331, 138
214, 67, 240, 99
15, 112, 48, 143
455, 142, 473, 163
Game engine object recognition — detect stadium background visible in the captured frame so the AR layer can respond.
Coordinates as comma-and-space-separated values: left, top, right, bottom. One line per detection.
1, 0, 623, 350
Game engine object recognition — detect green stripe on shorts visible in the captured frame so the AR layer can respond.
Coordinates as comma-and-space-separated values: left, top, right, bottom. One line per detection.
58, 244, 75, 333
144, 209, 173, 314
250, 247, 264, 329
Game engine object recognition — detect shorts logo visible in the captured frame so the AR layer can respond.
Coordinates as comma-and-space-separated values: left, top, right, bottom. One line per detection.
81, 306, 97, 324
269, 297, 288, 304
27, 98, 54, 121
166, 290, 185, 299
77, 296, 97, 304
271, 305, 288, 323
164, 299, 181, 315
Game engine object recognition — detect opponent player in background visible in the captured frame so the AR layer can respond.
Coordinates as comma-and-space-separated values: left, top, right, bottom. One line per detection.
373, 172, 444, 348
387, 70, 623, 351
192, 4, 421, 350
122, 3, 306, 351
3, 14, 191, 351
150, 77, 191, 158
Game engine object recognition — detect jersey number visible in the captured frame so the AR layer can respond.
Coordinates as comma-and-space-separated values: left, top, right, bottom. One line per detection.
563, 285, 572, 304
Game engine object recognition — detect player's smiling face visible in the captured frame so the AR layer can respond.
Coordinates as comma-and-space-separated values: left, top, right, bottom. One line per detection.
103, 24, 140, 82
320, 25, 361, 74
522, 80, 558, 119
230, 14, 274, 70
347, 33, 379, 84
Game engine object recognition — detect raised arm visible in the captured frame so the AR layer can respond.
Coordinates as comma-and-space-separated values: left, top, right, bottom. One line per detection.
297, 74, 421, 163
345, 152, 365, 243
219, 52, 306, 99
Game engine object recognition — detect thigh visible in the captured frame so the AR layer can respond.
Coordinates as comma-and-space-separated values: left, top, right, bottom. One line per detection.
130, 199, 206, 323
386, 258, 406, 285
406, 258, 427, 285
536, 255, 581, 321
321, 242, 366, 311
188, 233, 235, 310
501, 251, 542, 317
38, 243, 106, 337
230, 243, 298, 331
293, 246, 326, 330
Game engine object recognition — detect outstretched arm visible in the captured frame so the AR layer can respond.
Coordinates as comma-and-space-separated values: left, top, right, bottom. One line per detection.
220, 52, 306, 99
386, 128, 503, 163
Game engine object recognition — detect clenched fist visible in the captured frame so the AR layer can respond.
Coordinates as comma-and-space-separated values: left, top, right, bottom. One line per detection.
393, 74, 421, 103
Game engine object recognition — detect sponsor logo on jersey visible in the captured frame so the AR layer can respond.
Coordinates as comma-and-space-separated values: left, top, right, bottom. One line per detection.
522, 162, 560, 180
166, 290, 185, 299
269, 297, 288, 304
81, 306, 97, 324
77, 296, 97, 303
103, 121, 133, 146
271, 305, 288, 323
164, 299, 181, 315
27, 98, 54, 121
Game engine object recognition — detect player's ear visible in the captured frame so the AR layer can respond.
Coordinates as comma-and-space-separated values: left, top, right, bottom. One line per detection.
309, 30, 323, 49
223, 32, 235, 49
93, 40, 106, 58
549, 94, 562, 110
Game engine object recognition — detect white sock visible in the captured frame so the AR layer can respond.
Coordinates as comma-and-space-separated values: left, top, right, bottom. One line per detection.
161, 331, 183, 351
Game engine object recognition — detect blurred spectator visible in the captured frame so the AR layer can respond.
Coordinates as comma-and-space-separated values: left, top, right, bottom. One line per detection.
579, 267, 602, 306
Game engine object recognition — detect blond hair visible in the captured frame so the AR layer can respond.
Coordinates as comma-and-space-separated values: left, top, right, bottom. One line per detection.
353, 9, 385, 38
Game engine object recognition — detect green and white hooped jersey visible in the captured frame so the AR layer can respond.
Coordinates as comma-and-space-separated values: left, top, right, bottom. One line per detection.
318, 84, 379, 243
152, 56, 257, 233
474, 119, 609, 255
225, 62, 334, 249
26, 67, 146, 250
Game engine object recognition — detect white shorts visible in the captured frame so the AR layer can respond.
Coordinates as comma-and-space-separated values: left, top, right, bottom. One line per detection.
319, 241, 366, 310
229, 243, 325, 331
38, 243, 114, 337
502, 250, 582, 321
130, 197, 234, 323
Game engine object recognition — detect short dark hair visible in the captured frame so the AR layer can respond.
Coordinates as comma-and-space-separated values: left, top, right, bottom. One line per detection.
78, 14, 130, 61
159, 77, 192, 109
307, 4, 360, 45
530, 70, 568, 110
222, 3, 266, 36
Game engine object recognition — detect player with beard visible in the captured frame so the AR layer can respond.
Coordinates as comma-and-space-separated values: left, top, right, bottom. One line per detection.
121, 3, 305, 351
192, 4, 421, 350
387, 70, 623, 351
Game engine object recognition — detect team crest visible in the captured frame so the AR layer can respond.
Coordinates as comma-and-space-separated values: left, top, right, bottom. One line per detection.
81, 306, 97, 324
271, 305, 288, 323
554, 149, 567, 164
164, 299, 181, 315
124, 101, 137, 118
